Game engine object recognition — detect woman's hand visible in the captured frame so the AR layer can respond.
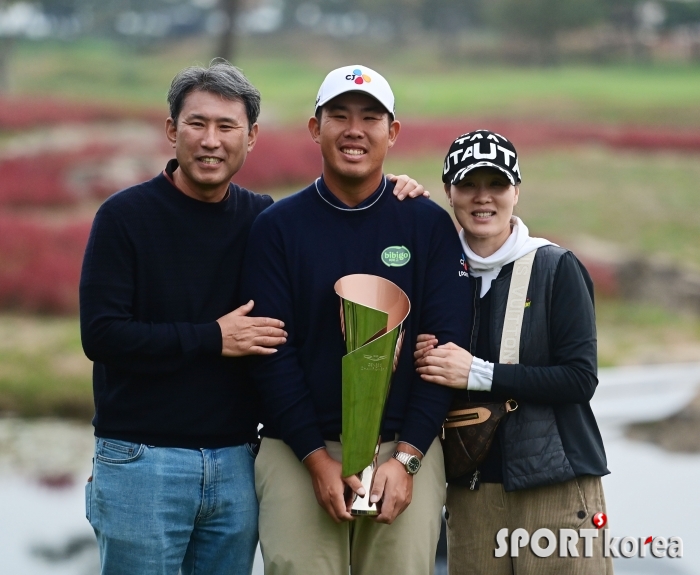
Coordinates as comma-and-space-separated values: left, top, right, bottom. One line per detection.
414, 336, 473, 389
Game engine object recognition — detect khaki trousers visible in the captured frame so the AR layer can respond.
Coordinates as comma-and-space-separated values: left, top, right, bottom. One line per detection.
446, 475, 614, 575
255, 437, 445, 575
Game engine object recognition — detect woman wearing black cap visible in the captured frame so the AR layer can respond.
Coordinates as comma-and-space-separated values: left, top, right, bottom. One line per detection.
415, 130, 613, 574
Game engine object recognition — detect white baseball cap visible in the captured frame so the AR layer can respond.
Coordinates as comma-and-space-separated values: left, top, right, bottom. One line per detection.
314, 65, 395, 118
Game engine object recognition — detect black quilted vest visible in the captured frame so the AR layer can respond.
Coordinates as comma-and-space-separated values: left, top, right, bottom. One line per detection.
483, 245, 579, 491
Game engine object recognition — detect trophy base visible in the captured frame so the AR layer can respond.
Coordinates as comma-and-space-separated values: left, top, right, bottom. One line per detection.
351, 509, 378, 517
350, 446, 380, 516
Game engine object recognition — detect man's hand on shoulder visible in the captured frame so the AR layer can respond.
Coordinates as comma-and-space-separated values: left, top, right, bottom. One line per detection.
303, 449, 366, 523
387, 174, 430, 200
371, 442, 420, 524
217, 300, 287, 356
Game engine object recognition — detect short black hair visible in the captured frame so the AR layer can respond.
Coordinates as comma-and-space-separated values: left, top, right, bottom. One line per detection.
167, 59, 261, 130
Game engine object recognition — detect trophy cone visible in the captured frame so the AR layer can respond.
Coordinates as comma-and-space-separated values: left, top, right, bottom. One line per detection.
334, 274, 410, 515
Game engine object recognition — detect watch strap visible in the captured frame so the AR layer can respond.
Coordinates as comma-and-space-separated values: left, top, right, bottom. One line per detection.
392, 450, 421, 474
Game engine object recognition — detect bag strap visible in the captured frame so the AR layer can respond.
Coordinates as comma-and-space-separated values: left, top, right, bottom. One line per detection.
499, 249, 537, 364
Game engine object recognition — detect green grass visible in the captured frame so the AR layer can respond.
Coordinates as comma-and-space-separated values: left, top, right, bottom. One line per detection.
392, 65, 700, 126
9, 36, 700, 126
0, 316, 93, 420
596, 299, 700, 367
519, 148, 700, 266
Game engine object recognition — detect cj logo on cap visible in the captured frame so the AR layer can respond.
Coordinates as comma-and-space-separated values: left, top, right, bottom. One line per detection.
345, 68, 372, 85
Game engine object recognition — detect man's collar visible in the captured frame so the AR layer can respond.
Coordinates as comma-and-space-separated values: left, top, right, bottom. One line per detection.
315, 175, 387, 211
163, 158, 179, 183
163, 159, 230, 202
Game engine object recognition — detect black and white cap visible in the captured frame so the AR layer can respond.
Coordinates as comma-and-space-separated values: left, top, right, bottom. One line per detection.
442, 129, 522, 186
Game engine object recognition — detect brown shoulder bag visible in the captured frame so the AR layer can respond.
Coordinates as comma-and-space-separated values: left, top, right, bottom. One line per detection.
441, 249, 537, 482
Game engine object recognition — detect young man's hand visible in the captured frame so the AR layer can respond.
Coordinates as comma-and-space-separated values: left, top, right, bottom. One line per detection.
303, 449, 365, 523
387, 174, 430, 200
370, 442, 421, 524
217, 300, 287, 356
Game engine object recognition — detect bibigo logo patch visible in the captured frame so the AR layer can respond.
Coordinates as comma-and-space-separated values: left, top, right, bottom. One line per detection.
345, 68, 372, 85
381, 246, 411, 267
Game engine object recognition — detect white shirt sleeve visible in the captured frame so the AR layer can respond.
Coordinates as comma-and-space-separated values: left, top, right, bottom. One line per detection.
467, 357, 494, 392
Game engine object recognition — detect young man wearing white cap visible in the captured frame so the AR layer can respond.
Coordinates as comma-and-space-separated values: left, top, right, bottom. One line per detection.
241, 65, 472, 575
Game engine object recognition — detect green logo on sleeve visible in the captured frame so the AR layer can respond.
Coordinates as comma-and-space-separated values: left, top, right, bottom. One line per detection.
381, 246, 411, 267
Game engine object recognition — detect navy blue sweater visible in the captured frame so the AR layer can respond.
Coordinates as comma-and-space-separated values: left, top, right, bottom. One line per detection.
241, 177, 472, 460
80, 160, 273, 447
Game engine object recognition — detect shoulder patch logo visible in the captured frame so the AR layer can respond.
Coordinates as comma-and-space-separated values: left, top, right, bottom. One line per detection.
459, 253, 469, 277
381, 246, 411, 267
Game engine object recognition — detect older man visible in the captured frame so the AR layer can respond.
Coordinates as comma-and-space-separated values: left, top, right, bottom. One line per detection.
80, 60, 426, 575
242, 65, 472, 575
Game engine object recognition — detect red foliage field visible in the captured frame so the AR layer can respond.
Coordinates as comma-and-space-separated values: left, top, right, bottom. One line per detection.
0, 215, 91, 313
0, 129, 320, 208
235, 129, 321, 189
0, 146, 119, 207
1, 97, 699, 313
0, 108, 325, 313
0, 97, 161, 130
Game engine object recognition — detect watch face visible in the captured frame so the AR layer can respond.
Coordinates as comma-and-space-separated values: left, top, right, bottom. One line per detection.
406, 456, 421, 474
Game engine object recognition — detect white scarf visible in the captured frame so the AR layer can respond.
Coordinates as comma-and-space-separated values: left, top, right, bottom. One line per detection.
460, 216, 555, 297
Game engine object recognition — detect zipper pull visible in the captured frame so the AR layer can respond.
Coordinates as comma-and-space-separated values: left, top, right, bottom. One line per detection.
469, 469, 480, 491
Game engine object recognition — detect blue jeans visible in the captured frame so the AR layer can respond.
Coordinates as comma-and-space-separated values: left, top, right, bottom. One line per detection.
86, 438, 258, 575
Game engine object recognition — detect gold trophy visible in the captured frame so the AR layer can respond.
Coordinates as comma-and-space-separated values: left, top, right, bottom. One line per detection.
334, 274, 410, 516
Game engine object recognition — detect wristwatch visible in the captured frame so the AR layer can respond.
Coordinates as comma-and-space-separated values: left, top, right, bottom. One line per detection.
392, 450, 421, 475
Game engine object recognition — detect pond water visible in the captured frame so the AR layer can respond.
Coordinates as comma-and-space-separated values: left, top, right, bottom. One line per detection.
2, 369, 700, 575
